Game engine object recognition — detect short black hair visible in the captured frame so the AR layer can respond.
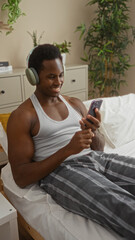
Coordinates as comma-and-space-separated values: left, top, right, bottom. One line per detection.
28, 44, 62, 74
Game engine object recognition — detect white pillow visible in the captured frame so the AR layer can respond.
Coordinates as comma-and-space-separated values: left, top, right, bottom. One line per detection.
84, 93, 135, 148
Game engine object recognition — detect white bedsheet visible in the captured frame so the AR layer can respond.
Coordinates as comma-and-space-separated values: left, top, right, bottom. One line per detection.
2, 139, 134, 240
105, 139, 135, 157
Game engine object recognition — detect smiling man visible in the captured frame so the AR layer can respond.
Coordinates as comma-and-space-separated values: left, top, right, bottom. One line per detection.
7, 44, 135, 240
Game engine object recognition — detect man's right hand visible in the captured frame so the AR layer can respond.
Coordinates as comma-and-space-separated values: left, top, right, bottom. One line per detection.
66, 129, 94, 155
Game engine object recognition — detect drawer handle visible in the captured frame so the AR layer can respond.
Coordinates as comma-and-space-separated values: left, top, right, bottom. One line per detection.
71, 79, 76, 82
0, 90, 5, 94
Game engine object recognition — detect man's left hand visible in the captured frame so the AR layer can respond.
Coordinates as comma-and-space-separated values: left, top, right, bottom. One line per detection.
80, 108, 101, 131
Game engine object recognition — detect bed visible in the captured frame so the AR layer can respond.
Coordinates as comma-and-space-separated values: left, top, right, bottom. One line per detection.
1, 93, 135, 240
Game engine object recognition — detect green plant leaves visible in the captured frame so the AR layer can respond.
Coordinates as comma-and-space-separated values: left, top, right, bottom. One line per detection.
75, 24, 86, 40
53, 41, 71, 54
1, 0, 25, 34
27, 30, 45, 47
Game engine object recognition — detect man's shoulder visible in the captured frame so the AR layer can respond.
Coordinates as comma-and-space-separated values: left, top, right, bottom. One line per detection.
9, 98, 35, 123
62, 95, 87, 117
62, 94, 82, 105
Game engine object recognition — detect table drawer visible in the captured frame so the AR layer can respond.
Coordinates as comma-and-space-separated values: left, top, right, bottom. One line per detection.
0, 76, 23, 106
62, 68, 86, 93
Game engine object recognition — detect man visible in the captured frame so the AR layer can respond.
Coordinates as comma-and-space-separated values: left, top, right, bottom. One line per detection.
7, 44, 135, 240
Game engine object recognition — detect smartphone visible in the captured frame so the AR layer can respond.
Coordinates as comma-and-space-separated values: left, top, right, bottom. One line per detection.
86, 99, 103, 124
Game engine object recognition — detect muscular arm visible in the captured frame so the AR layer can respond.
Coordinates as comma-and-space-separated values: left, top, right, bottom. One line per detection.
7, 103, 93, 188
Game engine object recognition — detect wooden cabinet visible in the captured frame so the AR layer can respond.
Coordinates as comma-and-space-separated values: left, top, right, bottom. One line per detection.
61, 65, 88, 100
0, 65, 88, 113
0, 69, 24, 113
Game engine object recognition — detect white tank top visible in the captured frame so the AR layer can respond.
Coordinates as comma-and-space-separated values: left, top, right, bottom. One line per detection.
30, 94, 91, 162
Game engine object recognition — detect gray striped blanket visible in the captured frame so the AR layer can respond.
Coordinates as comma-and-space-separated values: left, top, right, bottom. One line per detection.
40, 151, 135, 240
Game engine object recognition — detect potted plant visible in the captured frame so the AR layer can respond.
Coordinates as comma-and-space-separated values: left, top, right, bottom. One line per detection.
54, 40, 71, 65
76, 0, 135, 97
27, 30, 45, 47
1, 0, 25, 34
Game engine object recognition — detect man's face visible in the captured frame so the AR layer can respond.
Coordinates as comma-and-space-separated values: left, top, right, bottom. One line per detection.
37, 58, 64, 97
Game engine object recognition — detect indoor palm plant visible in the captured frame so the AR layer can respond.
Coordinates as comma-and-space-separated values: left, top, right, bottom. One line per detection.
76, 0, 135, 97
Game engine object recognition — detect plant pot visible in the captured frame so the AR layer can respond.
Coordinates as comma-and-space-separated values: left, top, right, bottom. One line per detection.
61, 53, 66, 65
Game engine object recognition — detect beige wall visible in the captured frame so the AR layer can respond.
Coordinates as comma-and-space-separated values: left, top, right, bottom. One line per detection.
0, 0, 91, 67
0, 0, 135, 95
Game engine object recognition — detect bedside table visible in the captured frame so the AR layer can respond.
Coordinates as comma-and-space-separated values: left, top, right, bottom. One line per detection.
0, 192, 19, 240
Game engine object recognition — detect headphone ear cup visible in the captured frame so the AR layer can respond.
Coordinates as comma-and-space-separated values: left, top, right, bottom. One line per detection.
25, 68, 39, 85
